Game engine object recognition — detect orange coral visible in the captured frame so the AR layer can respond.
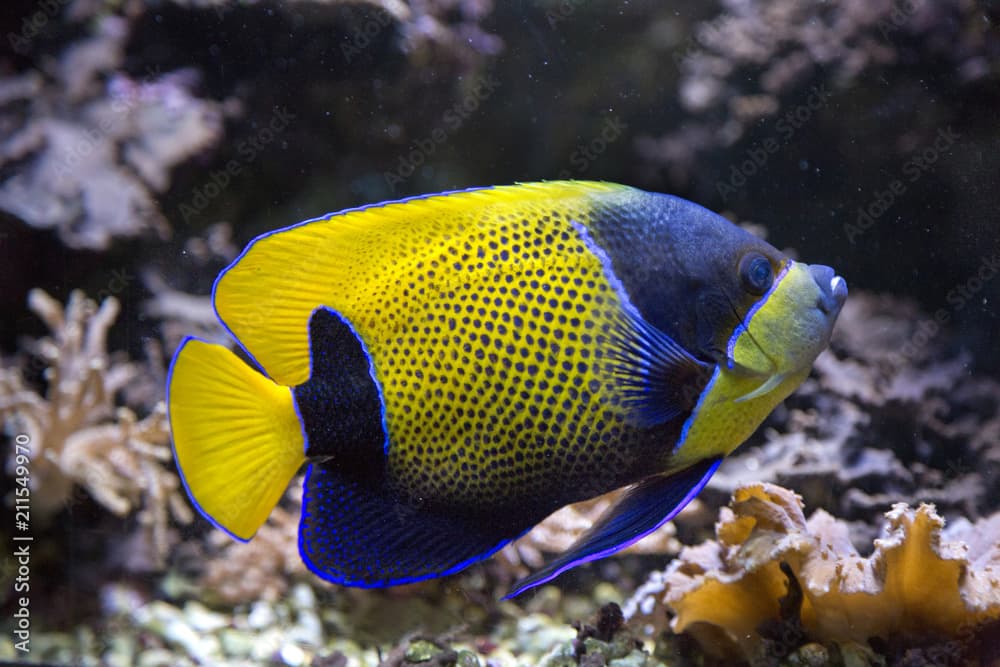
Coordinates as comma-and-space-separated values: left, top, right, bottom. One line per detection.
625, 484, 1000, 660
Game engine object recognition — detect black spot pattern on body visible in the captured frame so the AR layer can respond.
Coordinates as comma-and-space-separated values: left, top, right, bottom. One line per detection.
354, 195, 688, 515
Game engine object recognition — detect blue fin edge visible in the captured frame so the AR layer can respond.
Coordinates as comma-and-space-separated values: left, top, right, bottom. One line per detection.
503, 457, 723, 599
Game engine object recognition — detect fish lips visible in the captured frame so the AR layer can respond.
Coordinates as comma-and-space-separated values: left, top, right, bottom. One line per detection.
809, 263, 848, 318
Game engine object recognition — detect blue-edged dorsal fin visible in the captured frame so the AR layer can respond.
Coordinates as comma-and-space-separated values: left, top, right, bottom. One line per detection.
292, 307, 387, 471
505, 456, 723, 598
299, 464, 533, 588
605, 312, 713, 427
213, 181, 633, 386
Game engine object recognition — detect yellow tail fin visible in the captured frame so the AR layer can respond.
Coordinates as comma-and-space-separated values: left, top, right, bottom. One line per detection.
168, 337, 306, 540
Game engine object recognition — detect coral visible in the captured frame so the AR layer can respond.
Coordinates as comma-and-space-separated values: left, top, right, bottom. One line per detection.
624, 483, 1000, 663
0, 289, 191, 564
198, 481, 308, 604
636, 0, 995, 184
0, 15, 224, 249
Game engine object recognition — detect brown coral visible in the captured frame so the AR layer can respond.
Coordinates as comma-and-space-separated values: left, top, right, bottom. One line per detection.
0, 289, 191, 565
198, 481, 308, 604
625, 483, 1000, 661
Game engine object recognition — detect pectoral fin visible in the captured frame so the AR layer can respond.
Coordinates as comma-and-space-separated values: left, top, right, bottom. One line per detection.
734, 372, 788, 403
506, 456, 723, 598
604, 312, 712, 427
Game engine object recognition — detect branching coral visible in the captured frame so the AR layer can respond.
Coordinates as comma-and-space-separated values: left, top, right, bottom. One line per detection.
0, 289, 191, 565
624, 483, 1000, 663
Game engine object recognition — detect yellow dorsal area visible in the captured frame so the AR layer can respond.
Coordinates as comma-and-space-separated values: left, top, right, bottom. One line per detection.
169, 338, 306, 540
214, 180, 631, 387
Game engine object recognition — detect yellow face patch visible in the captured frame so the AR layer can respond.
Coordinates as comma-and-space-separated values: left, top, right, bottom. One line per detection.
672, 260, 834, 466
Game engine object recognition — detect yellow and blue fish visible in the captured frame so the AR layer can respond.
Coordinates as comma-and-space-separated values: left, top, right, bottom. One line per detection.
167, 181, 846, 597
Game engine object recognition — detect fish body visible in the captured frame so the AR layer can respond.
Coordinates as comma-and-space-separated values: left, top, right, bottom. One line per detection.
168, 181, 847, 595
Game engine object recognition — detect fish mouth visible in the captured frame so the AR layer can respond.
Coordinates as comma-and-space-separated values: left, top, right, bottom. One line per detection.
809, 264, 848, 316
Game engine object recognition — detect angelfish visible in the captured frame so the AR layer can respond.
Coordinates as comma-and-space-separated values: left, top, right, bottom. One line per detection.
167, 181, 847, 597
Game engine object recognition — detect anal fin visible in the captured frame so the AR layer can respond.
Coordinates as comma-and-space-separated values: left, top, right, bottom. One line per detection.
506, 456, 723, 598
299, 464, 532, 587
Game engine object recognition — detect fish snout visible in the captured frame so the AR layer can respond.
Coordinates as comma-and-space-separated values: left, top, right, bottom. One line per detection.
809, 264, 848, 316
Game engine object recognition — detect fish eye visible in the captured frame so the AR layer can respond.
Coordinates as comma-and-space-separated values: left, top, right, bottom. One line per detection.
739, 253, 773, 295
